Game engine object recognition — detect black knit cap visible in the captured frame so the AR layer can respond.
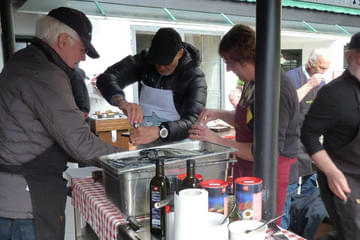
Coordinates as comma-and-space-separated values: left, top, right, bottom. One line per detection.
48, 7, 99, 58
349, 32, 360, 50
147, 28, 183, 65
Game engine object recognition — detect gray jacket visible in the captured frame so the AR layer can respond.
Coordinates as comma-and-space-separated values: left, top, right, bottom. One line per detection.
0, 39, 119, 218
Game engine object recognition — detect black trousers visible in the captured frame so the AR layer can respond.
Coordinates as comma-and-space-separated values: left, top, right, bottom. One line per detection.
318, 171, 360, 240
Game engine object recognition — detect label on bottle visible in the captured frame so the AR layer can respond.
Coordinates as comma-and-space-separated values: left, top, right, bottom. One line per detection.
151, 185, 162, 229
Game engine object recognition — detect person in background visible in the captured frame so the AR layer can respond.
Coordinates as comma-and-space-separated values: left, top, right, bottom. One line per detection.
189, 24, 299, 223
228, 88, 241, 108
72, 67, 91, 118
288, 48, 332, 102
0, 7, 120, 240
301, 32, 360, 240
280, 49, 331, 237
96, 28, 207, 146
228, 80, 244, 108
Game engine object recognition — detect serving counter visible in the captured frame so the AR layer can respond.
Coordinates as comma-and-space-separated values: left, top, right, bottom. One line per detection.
71, 177, 306, 240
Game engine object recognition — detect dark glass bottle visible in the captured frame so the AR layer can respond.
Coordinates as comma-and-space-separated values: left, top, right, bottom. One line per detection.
150, 159, 169, 237
179, 159, 199, 191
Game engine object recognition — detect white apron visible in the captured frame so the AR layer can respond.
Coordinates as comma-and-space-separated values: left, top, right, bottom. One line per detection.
140, 82, 180, 126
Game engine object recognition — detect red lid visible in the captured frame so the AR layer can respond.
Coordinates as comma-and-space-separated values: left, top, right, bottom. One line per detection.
177, 173, 203, 181
165, 205, 171, 213
200, 179, 227, 188
235, 177, 262, 185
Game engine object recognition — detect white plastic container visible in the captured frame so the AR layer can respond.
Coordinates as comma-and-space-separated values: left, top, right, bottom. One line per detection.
228, 220, 267, 240
205, 212, 229, 240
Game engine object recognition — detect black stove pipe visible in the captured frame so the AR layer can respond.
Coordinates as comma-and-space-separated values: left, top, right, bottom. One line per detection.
0, 0, 16, 64
254, 0, 282, 221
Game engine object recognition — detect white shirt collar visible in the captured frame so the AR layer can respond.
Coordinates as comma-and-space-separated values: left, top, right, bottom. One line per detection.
302, 65, 310, 80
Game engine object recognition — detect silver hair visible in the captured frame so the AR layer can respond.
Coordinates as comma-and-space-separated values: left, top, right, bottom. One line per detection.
35, 15, 79, 46
307, 48, 331, 66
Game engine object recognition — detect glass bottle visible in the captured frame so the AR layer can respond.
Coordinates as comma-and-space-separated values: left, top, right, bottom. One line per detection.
150, 159, 169, 237
179, 159, 199, 191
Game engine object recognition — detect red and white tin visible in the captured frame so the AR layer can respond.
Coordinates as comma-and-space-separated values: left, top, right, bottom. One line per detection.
235, 177, 262, 220
200, 179, 228, 215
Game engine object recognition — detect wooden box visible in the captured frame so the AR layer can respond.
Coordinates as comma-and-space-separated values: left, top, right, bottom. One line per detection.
89, 118, 135, 150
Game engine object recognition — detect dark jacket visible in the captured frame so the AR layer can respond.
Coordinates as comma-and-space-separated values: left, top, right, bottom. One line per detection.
71, 67, 90, 114
248, 72, 299, 158
96, 42, 207, 142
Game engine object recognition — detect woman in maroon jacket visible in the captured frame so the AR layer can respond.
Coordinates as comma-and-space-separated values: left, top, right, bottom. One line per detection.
189, 24, 299, 223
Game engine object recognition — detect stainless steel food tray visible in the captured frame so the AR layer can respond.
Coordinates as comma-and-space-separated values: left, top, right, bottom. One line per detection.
98, 140, 236, 216
97, 140, 235, 175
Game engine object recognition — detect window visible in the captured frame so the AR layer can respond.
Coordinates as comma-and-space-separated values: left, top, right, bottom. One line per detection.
136, 32, 154, 54
15, 36, 32, 51
281, 49, 302, 72
184, 33, 222, 109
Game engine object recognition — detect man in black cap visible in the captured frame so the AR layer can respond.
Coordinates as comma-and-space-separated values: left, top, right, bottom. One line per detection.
302, 32, 360, 239
97, 28, 207, 145
0, 7, 120, 240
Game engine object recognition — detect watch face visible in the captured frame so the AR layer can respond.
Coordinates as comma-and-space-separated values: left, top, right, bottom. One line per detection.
160, 127, 168, 138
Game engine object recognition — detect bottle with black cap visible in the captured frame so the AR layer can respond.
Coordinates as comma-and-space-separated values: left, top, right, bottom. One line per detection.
178, 159, 199, 191
150, 159, 169, 236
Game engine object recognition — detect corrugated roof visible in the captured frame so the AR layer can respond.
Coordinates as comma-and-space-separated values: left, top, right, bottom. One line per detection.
238, 0, 360, 16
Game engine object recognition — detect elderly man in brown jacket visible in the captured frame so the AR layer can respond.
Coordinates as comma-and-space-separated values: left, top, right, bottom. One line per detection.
0, 7, 120, 240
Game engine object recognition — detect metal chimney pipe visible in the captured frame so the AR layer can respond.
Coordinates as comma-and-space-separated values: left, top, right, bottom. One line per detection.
1, 0, 16, 63
254, 0, 282, 221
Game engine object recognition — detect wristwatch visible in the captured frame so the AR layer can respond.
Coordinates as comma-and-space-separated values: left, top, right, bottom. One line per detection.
159, 125, 168, 139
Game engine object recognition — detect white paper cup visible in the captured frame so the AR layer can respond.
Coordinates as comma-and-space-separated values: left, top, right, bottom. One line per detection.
205, 212, 229, 240
228, 220, 267, 240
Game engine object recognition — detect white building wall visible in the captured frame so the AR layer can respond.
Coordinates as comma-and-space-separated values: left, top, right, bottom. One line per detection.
3, 12, 352, 113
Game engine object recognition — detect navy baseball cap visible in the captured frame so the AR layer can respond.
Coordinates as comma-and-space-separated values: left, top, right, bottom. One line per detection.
147, 28, 183, 65
48, 7, 99, 58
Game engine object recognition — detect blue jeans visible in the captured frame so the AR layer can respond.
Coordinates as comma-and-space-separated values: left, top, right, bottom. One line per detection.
299, 174, 318, 195
0, 217, 36, 240
280, 173, 318, 229
280, 181, 298, 228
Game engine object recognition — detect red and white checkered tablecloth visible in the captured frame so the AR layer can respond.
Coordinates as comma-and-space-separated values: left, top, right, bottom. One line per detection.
72, 177, 306, 240
265, 228, 306, 240
71, 177, 132, 240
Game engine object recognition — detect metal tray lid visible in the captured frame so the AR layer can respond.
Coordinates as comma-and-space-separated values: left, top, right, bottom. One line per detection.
97, 140, 236, 175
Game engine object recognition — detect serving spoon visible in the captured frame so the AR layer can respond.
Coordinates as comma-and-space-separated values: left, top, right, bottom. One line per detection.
221, 202, 237, 225
245, 213, 284, 234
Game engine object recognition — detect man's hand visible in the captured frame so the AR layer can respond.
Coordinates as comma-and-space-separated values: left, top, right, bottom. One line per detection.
113, 96, 143, 124
308, 73, 324, 88
130, 126, 159, 145
311, 150, 351, 201
326, 168, 351, 201
297, 73, 325, 102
